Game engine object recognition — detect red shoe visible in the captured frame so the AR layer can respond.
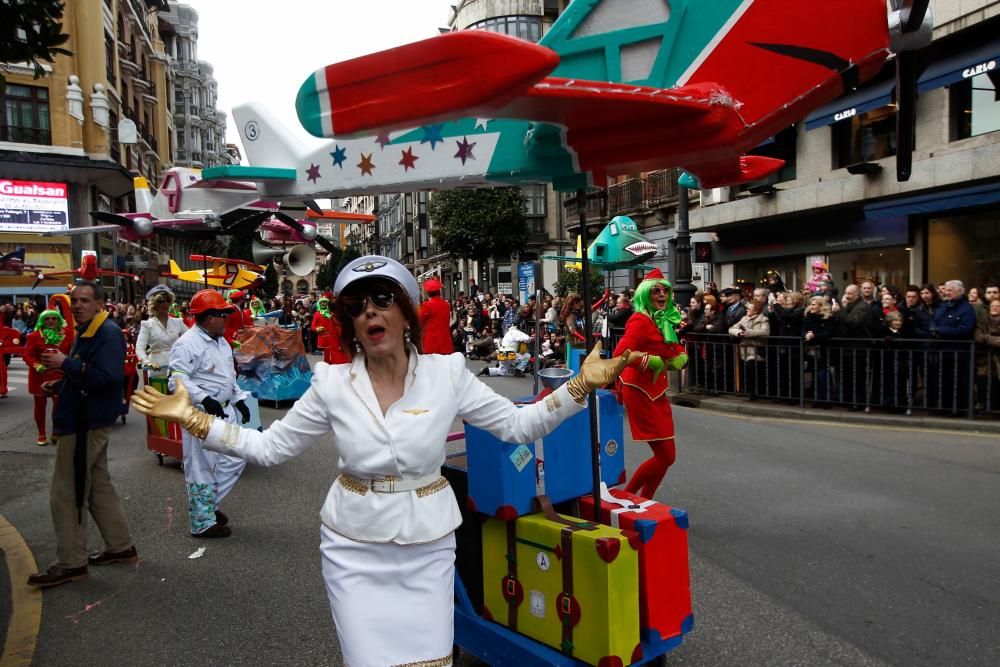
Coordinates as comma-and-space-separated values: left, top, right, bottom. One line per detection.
36, 436, 48, 446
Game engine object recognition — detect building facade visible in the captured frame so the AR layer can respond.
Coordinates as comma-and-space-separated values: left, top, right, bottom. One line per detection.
690, 0, 1000, 294
0, 0, 175, 302
160, 4, 227, 170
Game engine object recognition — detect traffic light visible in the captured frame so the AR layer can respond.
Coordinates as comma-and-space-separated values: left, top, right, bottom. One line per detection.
694, 242, 712, 263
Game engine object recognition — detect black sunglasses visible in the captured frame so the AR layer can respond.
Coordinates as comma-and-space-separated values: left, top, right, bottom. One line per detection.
342, 290, 395, 318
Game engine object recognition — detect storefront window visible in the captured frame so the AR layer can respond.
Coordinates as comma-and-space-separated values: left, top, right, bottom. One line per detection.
732, 260, 806, 293
828, 247, 911, 291
950, 70, 1000, 140
927, 213, 1000, 289
832, 106, 897, 168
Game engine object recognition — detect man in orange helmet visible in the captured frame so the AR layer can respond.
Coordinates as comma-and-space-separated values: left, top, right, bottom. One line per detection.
169, 289, 252, 538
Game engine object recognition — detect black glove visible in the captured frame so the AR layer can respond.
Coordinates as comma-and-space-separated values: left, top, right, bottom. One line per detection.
201, 397, 226, 418
234, 400, 251, 424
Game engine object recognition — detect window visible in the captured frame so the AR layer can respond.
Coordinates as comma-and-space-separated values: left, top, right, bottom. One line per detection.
740, 125, 797, 191
950, 71, 1000, 140
528, 218, 547, 235
522, 184, 547, 216
1, 84, 51, 145
832, 106, 898, 169
470, 16, 543, 43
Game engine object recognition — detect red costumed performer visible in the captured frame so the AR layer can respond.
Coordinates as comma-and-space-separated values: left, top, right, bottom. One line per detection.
418, 278, 454, 354
312, 296, 350, 364
22, 309, 72, 445
223, 289, 254, 345
613, 269, 689, 498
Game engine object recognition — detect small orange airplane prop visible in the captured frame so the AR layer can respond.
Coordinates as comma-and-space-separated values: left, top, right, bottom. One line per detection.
163, 254, 266, 290
32, 253, 139, 289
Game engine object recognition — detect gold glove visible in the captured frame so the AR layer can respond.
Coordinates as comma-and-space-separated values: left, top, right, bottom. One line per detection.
130, 377, 215, 439
565, 340, 632, 404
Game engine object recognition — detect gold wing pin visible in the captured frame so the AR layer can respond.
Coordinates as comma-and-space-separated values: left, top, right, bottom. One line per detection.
403, 408, 430, 415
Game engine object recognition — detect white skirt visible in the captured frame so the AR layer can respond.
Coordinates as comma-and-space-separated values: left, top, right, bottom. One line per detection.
320, 524, 455, 667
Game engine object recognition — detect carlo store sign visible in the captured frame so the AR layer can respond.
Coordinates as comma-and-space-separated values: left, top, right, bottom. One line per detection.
963, 59, 997, 79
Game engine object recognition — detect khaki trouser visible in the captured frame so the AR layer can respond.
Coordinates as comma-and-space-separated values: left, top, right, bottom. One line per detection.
51, 427, 133, 568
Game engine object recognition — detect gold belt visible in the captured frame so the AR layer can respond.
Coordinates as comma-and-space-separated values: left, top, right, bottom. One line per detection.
338, 474, 449, 498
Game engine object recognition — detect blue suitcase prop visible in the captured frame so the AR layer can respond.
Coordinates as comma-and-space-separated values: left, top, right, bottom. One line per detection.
464, 388, 625, 519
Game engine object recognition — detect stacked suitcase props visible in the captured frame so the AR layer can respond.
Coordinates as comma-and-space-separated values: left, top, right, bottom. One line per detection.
451, 389, 693, 666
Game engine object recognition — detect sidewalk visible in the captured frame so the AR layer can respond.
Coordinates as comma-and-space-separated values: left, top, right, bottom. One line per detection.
669, 391, 1000, 435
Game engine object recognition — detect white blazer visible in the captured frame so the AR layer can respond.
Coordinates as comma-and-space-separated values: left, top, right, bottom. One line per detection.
136, 316, 188, 370
202, 349, 585, 544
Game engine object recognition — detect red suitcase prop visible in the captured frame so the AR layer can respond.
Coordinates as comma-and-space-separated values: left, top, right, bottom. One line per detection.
579, 483, 693, 649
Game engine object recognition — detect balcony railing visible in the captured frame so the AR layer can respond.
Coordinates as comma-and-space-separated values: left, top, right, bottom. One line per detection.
644, 168, 683, 207
606, 178, 644, 215
0, 125, 51, 145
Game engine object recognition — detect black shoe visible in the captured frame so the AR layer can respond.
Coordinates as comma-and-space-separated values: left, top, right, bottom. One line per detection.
192, 523, 231, 539
27, 564, 88, 588
478, 367, 490, 377
88, 545, 138, 566
215, 509, 229, 526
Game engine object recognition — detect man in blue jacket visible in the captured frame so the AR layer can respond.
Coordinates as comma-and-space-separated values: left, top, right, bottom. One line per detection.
28, 281, 136, 588
931, 280, 977, 415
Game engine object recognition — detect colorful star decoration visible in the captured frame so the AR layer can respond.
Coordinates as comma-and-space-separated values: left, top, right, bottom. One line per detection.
420, 124, 445, 150
474, 118, 491, 131
357, 152, 375, 176
330, 145, 347, 169
306, 163, 321, 183
454, 137, 476, 165
399, 147, 418, 172
375, 132, 392, 149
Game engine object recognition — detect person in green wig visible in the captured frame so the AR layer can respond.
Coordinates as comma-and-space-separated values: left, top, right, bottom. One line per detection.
612, 268, 689, 498
23, 309, 71, 446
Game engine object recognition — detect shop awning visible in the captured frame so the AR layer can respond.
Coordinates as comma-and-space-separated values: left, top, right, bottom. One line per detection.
917, 38, 1000, 94
865, 181, 1000, 220
803, 78, 896, 131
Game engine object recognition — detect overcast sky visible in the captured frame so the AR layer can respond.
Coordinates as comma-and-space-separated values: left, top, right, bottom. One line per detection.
179, 0, 447, 154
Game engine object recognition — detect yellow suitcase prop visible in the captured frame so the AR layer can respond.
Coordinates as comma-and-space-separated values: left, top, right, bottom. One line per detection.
482, 498, 642, 666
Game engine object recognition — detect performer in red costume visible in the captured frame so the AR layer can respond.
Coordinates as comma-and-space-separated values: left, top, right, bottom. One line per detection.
223, 289, 254, 345
312, 296, 350, 363
419, 277, 454, 354
22, 309, 72, 445
613, 269, 689, 498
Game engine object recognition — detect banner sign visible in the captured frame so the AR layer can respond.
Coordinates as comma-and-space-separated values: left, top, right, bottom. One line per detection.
0, 180, 69, 232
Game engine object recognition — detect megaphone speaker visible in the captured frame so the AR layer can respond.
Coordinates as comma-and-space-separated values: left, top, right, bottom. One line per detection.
252, 238, 287, 265
284, 244, 316, 277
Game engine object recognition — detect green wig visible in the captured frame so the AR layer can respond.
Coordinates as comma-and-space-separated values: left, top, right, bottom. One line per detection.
632, 277, 682, 344
35, 309, 67, 345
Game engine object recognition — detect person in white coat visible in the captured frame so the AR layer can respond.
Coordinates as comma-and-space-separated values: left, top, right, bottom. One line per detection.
135, 285, 187, 380
168, 289, 252, 538
133, 255, 632, 667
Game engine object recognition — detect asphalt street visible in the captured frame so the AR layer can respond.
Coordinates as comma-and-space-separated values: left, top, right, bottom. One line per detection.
1, 356, 998, 666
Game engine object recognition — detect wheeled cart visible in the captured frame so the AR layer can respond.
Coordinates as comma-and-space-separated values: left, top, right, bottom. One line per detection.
142, 368, 183, 466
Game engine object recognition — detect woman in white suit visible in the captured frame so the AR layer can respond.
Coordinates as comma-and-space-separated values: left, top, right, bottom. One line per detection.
133, 255, 630, 667
135, 285, 187, 378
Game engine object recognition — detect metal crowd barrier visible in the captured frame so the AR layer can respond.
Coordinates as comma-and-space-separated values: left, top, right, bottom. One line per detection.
675, 333, 999, 420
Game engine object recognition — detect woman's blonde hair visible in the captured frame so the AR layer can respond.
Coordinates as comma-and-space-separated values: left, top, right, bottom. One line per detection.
808, 296, 831, 319
787, 291, 805, 307
147, 290, 174, 311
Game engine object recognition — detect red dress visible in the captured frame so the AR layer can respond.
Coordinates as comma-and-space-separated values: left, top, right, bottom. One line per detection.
22, 330, 72, 396
313, 311, 351, 364
613, 312, 686, 441
419, 296, 454, 354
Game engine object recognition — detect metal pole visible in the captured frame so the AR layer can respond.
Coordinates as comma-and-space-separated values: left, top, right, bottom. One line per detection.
672, 185, 695, 308
533, 286, 543, 395
577, 189, 602, 515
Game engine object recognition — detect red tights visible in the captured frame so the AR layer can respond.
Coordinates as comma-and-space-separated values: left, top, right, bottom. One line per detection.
624, 438, 676, 499
34, 395, 56, 438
